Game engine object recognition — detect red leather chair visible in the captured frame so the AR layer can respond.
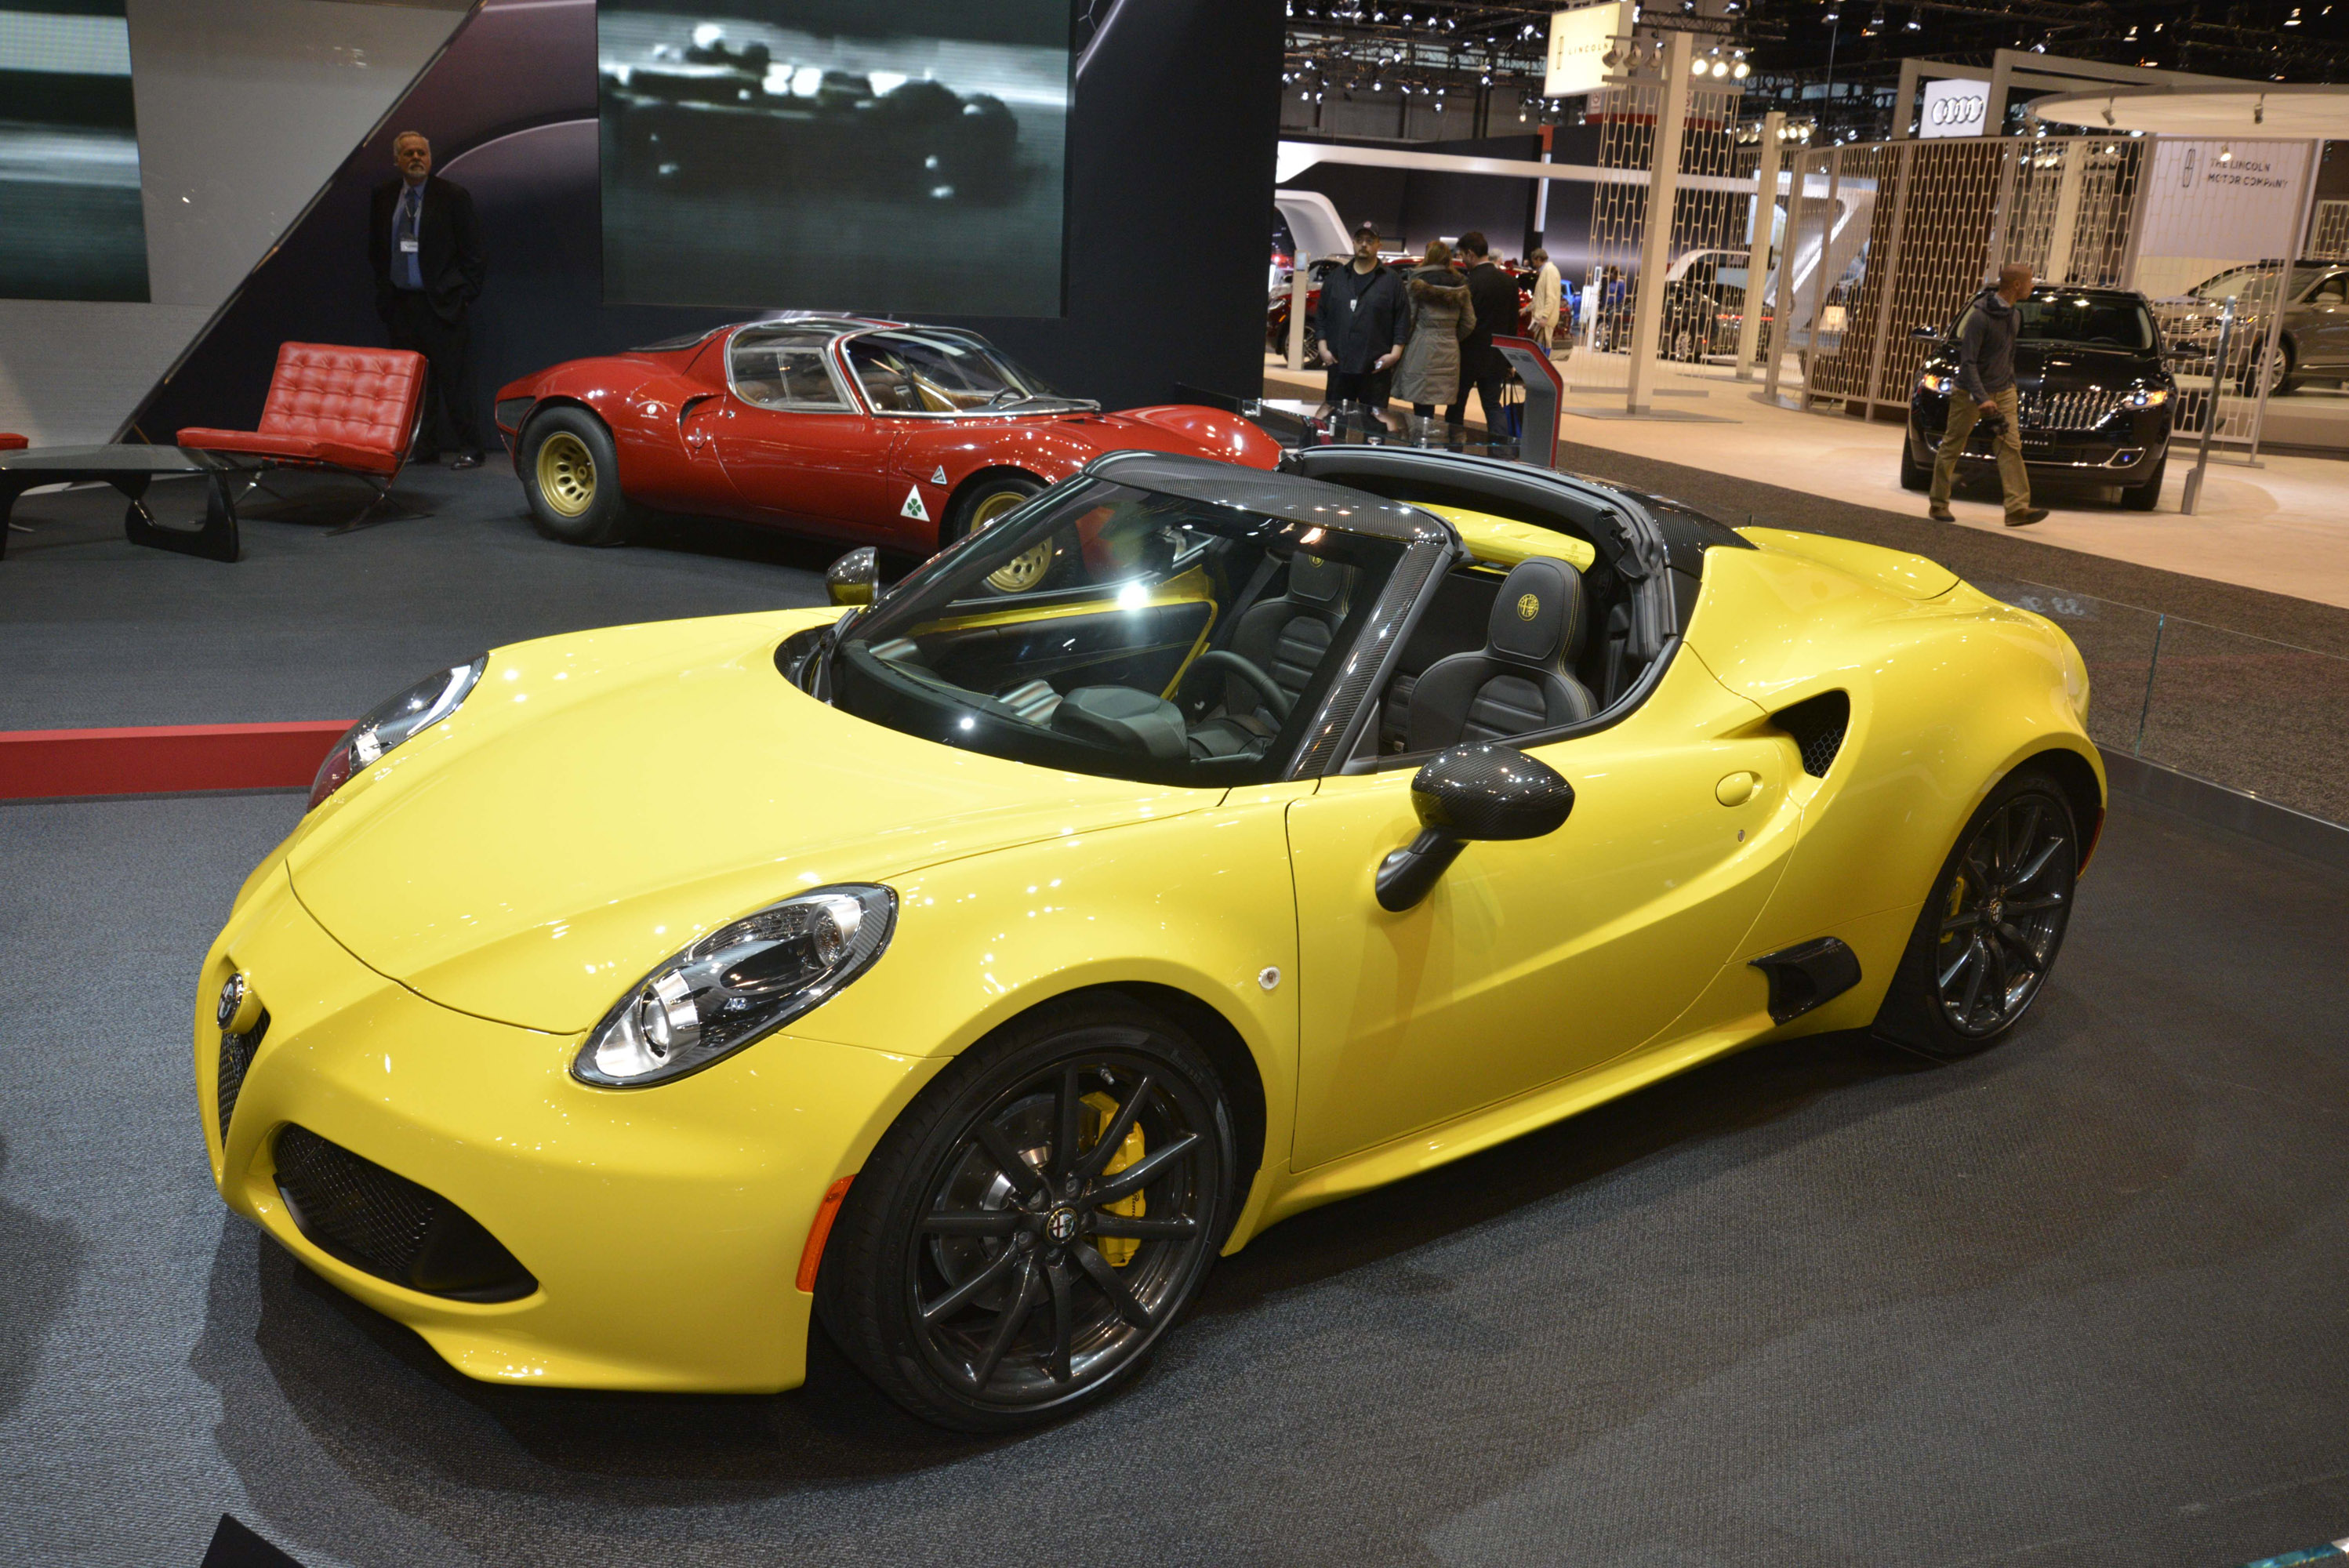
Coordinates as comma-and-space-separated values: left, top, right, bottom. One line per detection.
0, 434, 26, 451
179, 343, 427, 528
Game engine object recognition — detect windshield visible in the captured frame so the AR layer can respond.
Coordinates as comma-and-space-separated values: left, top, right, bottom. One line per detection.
2014, 293, 2156, 351
831, 479, 1407, 785
844, 330, 1059, 413
2187, 264, 2326, 308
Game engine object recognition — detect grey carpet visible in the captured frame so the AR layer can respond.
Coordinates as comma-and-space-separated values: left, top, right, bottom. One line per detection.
0, 463, 832, 731
2, 789, 2345, 1568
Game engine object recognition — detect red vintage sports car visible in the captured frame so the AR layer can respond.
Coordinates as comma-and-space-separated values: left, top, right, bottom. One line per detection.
494, 317, 1283, 552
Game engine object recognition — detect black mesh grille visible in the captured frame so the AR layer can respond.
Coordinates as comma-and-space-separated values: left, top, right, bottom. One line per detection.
1775, 691, 1850, 778
274, 1126, 536, 1302
216, 1012, 267, 1145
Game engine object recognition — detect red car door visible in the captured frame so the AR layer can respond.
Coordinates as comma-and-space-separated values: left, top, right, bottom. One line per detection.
709, 327, 901, 536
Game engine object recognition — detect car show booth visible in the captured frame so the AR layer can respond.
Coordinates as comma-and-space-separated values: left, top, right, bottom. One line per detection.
5, 5, 2349, 1568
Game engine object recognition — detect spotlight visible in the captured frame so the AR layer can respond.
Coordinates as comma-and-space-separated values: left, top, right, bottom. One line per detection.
1712, 56, 1730, 76
1822, 2, 1839, 21
1734, 57, 1751, 78
2220, 143, 2232, 162
1904, 5, 1921, 28
1690, 50, 1707, 74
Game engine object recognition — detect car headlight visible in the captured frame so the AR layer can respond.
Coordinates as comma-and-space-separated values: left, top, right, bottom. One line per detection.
1917, 372, 1955, 394
309, 656, 486, 809
2126, 387, 2169, 408
574, 886, 896, 1087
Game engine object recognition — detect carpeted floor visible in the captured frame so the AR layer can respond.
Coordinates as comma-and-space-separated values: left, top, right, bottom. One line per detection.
2, 788, 2345, 1568
0, 463, 833, 732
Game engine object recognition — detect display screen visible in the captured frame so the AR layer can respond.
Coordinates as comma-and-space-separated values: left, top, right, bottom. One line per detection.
0, 0, 149, 301
598, 0, 1069, 317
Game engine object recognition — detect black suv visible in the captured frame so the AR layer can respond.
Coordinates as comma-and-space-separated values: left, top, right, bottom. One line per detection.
1901, 285, 2177, 511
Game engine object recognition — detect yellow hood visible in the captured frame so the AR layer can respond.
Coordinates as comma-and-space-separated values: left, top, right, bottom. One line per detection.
287, 610, 1214, 1033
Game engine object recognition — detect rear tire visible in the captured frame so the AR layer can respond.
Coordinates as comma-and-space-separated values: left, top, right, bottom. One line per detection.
942, 471, 1050, 593
2120, 451, 2166, 511
816, 996, 1237, 1432
520, 406, 637, 546
1872, 768, 2080, 1062
2239, 339, 2295, 397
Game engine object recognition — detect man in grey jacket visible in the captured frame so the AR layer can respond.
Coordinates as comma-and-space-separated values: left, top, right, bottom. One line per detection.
1930, 263, 2049, 527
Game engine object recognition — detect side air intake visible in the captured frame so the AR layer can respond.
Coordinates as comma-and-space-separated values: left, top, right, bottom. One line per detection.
1774, 691, 1850, 778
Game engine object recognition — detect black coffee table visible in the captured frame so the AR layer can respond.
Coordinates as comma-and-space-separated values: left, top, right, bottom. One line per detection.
0, 445, 252, 563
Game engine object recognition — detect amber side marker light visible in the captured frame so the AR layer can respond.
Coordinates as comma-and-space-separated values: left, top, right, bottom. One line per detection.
797, 1176, 855, 1293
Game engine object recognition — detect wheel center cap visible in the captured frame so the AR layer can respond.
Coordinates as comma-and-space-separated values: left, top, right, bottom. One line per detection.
1987, 897, 2004, 920
1044, 1207, 1080, 1244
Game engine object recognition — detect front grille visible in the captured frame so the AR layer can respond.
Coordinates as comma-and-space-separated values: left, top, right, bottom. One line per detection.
2018, 389, 2122, 431
274, 1125, 537, 1302
1775, 691, 1850, 778
216, 1012, 268, 1145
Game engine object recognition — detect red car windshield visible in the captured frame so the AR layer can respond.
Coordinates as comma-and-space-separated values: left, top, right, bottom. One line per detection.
843, 330, 1075, 414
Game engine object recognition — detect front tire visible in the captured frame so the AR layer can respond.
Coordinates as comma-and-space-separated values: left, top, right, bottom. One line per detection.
1899, 436, 1932, 492
817, 996, 1236, 1432
1872, 768, 2079, 1061
2240, 339, 2295, 397
520, 406, 637, 546
2120, 451, 2166, 511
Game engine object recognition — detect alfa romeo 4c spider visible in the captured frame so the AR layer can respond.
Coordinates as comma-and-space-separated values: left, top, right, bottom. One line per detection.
200, 448, 2103, 1431
493, 317, 1283, 554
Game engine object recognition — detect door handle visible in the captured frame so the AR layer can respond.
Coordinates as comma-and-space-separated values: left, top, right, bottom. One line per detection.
1715, 771, 1762, 806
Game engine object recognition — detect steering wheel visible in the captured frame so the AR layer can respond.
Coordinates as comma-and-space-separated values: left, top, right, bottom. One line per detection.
1179, 649, 1292, 723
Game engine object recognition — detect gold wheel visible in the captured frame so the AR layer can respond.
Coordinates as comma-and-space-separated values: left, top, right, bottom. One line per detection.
969, 486, 1048, 593
536, 431, 597, 518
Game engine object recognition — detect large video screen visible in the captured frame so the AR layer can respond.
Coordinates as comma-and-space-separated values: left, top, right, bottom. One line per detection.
598, 0, 1069, 318
0, 0, 149, 302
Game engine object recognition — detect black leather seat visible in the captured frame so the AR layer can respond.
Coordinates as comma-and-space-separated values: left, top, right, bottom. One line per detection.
1405, 557, 1597, 752
1186, 554, 1353, 758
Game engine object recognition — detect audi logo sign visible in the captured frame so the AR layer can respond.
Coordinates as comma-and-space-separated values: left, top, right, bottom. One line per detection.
1919, 78, 1988, 139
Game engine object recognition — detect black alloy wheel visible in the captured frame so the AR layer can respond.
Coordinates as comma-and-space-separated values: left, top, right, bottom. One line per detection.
1875, 770, 2079, 1060
818, 998, 1236, 1431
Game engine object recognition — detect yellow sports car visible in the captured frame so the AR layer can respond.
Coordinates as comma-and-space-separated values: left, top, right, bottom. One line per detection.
197, 449, 2103, 1431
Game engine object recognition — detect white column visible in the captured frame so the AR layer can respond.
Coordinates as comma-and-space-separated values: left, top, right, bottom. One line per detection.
1625, 30, 1693, 415
1735, 111, 1784, 382
2042, 141, 2086, 285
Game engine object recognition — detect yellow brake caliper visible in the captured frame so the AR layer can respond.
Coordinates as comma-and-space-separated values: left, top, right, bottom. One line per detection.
1081, 1091, 1145, 1268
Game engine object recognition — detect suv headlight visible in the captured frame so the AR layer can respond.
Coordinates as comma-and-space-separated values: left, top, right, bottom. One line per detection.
2126, 387, 2169, 408
574, 886, 896, 1087
310, 656, 486, 809
1918, 371, 1956, 394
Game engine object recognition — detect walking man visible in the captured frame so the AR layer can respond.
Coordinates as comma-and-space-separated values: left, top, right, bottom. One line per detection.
1530, 247, 1562, 355
1314, 223, 1407, 421
1451, 231, 1517, 434
371, 131, 488, 467
1930, 262, 2047, 527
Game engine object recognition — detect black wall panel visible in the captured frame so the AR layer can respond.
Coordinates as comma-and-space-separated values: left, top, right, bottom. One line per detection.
125, 0, 1280, 446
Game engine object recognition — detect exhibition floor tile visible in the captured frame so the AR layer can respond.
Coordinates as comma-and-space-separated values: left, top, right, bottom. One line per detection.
1264, 356, 2349, 614
3, 790, 2347, 1567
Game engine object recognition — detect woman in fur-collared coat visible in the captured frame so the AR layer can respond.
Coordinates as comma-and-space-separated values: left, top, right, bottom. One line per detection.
1391, 240, 1476, 419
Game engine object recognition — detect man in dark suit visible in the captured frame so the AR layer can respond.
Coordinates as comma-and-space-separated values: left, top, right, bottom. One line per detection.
370, 131, 487, 466
1450, 231, 1518, 437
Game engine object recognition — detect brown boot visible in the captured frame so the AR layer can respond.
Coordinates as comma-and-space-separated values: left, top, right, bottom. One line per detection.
2005, 507, 2049, 527
1928, 502, 1955, 522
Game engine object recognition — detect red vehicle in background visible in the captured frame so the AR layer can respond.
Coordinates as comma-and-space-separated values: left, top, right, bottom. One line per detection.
496, 317, 1283, 553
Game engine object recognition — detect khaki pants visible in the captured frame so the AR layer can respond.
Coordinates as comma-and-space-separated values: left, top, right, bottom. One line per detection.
1930, 383, 2031, 516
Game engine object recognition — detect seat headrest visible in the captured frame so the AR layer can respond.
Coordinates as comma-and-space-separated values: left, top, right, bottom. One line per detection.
1486, 557, 1585, 669
1286, 553, 1352, 609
